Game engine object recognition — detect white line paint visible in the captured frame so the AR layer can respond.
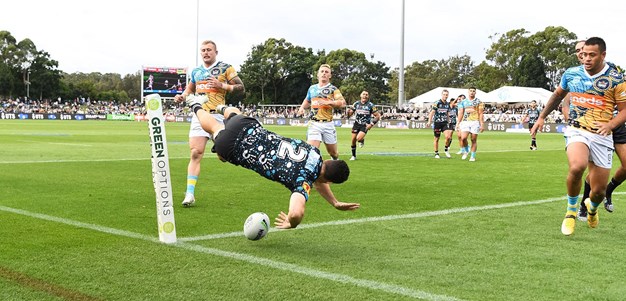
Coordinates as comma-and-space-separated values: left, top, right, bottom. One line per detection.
0, 205, 464, 301
0, 157, 193, 164
181, 195, 569, 242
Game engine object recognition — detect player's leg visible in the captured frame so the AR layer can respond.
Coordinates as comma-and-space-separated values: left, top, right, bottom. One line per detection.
184, 135, 208, 207
578, 174, 591, 221
586, 161, 611, 229
456, 128, 463, 154
357, 128, 367, 148
350, 129, 358, 161
529, 123, 537, 150
306, 122, 323, 149
605, 143, 626, 212
443, 129, 453, 158
562, 141, 589, 235
319, 122, 339, 159
433, 127, 441, 159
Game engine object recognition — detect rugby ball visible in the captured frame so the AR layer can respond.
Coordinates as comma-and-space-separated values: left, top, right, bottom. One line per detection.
243, 212, 270, 241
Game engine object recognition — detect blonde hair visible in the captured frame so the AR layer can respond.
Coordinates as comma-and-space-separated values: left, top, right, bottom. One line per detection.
201, 40, 217, 50
319, 64, 331, 70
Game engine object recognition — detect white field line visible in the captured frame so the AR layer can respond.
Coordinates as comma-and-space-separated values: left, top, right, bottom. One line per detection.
181, 195, 570, 242
0, 156, 193, 164
0, 205, 464, 301
0, 148, 560, 164
17, 140, 93, 147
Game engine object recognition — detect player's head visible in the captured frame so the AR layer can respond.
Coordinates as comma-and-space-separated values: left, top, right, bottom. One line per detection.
575, 40, 585, 64
467, 87, 476, 98
322, 160, 350, 184
530, 100, 537, 108
581, 37, 606, 73
200, 40, 218, 66
360, 90, 369, 102
441, 89, 449, 101
318, 64, 332, 82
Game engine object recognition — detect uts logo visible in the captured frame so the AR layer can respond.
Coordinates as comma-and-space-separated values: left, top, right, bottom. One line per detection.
321, 88, 331, 97
210, 68, 221, 76
594, 77, 610, 90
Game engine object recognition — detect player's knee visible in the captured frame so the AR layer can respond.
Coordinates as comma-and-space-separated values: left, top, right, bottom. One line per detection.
190, 148, 205, 160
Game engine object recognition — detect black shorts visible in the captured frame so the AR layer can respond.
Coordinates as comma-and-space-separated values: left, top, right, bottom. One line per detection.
528, 123, 535, 130
212, 114, 259, 162
445, 123, 456, 131
614, 123, 626, 144
351, 122, 368, 134
433, 122, 447, 137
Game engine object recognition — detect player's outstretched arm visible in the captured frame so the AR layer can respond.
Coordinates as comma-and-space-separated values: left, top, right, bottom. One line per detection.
274, 193, 306, 229
314, 182, 360, 211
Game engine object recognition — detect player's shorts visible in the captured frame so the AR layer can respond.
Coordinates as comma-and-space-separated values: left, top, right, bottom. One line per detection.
564, 126, 614, 169
613, 123, 626, 144
445, 123, 456, 131
307, 121, 337, 144
459, 120, 481, 134
213, 114, 259, 162
351, 122, 368, 134
433, 122, 447, 137
189, 113, 224, 139
528, 123, 535, 130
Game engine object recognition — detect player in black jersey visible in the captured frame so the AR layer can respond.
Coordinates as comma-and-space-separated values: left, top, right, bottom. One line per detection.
346, 90, 381, 160
427, 89, 451, 158
186, 96, 360, 229
521, 100, 541, 150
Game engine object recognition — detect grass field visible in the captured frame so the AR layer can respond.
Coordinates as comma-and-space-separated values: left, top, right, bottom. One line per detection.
1, 120, 626, 301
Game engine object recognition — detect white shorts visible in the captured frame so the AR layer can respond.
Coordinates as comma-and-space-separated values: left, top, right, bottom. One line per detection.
564, 126, 614, 169
189, 113, 224, 139
307, 121, 337, 144
459, 120, 481, 134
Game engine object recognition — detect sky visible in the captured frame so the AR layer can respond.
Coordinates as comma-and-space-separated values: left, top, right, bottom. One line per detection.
2, 0, 625, 76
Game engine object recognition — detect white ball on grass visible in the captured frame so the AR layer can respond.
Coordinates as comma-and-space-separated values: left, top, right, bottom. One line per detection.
243, 212, 270, 241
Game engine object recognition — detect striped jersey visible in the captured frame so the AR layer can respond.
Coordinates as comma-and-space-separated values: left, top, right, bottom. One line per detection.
305, 83, 345, 121
458, 97, 484, 122
190, 61, 238, 111
562, 63, 625, 130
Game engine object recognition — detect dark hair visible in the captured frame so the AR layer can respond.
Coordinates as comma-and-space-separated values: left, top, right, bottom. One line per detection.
323, 160, 350, 184
586, 37, 606, 53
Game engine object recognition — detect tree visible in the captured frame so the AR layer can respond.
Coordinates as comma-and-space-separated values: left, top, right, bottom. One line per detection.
485, 26, 578, 90
239, 38, 318, 104
388, 55, 475, 102
317, 49, 391, 103
512, 53, 550, 89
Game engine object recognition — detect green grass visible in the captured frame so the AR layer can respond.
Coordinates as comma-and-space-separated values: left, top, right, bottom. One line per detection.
1, 120, 625, 301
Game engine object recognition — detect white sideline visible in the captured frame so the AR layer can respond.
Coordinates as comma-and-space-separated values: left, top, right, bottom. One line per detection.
0, 205, 464, 301
181, 195, 569, 242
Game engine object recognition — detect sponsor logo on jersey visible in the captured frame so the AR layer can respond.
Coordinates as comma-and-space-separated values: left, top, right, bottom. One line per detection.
302, 182, 311, 195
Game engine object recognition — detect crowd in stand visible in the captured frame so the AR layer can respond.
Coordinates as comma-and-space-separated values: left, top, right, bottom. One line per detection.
1, 97, 565, 123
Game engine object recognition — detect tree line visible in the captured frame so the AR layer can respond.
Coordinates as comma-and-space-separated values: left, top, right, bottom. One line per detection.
1, 26, 594, 105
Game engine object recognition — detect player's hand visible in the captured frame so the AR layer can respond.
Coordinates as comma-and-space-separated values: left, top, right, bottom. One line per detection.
174, 94, 185, 102
366, 124, 373, 130
297, 108, 305, 117
594, 121, 613, 136
530, 119, 543, 135
274, 211, 293, 229
333, 201, 360, 211
207, 77, 224, 90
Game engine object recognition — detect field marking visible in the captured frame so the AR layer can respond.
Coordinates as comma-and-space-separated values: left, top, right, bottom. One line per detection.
0, 156, 193, 164
0, 148, 557, 164
180, 195, 572, 242
0, 205, 464, 301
